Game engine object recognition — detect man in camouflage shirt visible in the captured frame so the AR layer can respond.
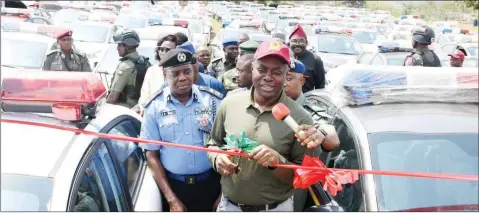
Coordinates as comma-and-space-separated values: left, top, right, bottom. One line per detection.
219, 40, 259, 93
106, 29, 142, 108
207, 38, 238, 78
42, 29, 92, 72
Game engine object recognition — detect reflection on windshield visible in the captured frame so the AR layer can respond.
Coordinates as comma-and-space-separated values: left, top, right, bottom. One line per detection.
369, 132, 479, 211
67, 24, 109, 43
1, 39, 48, 69
467, 47, 477, 57
115, 15, 147, 28
1, 174, 54, 211
352, 31, 377, 44
317, 36, 360, 55
96, 45, 156, 74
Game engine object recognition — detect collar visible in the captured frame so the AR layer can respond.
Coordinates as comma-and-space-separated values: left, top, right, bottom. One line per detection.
295, 93, 306, 106
163, 85, 200, 104
120, 51, 139, 61
245, 86, 288, 110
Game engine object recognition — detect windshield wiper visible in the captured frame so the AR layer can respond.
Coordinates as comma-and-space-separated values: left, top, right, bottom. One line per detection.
317, 50, 331, 53
2, 64, 22, 69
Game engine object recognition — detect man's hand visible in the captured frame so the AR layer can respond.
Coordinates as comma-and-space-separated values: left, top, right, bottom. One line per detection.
295, 124, 326, 149
215, 154, 238, 176
249, 144, 280, 167
168, 198, 186, 212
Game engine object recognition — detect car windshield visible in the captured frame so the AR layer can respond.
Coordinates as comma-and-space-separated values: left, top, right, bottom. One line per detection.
223, 29, 257, 41
54, 9, 89, 23
1, 38, 48, 69
384, 52, 411, 66
467, 46, 478, 57
316, 35, 361, 55
463, 58, 478, 68
96, 44, 156, 74
114, 15, 147, 28
276, 19, 295, 30
267, 14, 280, 23
66, 24, 110, 43
352, 31, 378, 44
1, 174, 54, 211
369, 132, 478, 212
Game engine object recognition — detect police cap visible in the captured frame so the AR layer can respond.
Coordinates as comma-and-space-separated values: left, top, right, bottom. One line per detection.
290, 59, 305, 74
239, 40, 259, 53
222, 38, 239, 48
159, 49, 194, 69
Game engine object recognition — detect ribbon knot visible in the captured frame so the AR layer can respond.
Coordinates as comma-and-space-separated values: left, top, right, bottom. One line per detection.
220, 130, 259, 154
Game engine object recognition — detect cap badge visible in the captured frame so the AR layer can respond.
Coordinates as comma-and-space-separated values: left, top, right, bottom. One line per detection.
269, 41, 281, 51
177, 52, 186, 63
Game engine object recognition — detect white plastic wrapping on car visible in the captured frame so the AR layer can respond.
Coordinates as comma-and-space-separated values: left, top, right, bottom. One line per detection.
327, 64, 479, 106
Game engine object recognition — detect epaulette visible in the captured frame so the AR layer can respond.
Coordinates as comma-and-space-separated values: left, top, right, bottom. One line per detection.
141, 88, 164, 109
211, 57, 223, 64
197, 85, 224, 100
46, 49, 61, 56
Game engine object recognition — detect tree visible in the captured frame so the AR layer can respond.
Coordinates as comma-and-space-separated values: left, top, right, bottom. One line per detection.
464, 0, 479, 10
343, 0, 366, 8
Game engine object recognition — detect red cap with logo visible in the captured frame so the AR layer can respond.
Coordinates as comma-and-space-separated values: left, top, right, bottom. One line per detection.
56, 29, 73, 40
289, 24, 307, 39
254, 40, 291, 64
448, 50, 465, 61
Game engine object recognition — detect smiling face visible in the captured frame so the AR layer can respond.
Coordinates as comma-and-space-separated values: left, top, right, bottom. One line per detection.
284, 71, 304, 100
289, 35, 307, 55
164, 64, 194, 96
252, 56, 288, 100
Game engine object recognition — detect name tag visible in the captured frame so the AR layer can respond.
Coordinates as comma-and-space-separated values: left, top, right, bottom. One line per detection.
161, 110, 176, 116
194, 108, 212, 115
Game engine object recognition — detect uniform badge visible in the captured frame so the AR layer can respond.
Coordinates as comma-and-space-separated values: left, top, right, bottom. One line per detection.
200, 114, 209, 127
51, 61, 62, 70
269, 41, 281, 51
177, 53, 186, 62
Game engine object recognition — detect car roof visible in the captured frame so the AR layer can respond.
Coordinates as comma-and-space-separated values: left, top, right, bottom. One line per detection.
349, 103, 478, 134
2, 32, 55, 43
66, 20, 113, 27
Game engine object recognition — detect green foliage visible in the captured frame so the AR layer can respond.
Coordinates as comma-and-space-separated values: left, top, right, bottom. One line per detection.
464, 0, 479, 10
343, 0, 366, 8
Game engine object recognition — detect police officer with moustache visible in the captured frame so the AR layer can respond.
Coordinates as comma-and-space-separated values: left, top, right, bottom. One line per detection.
283, 59, 340, 211
404, 26, 442, 67
288, 24, 327, 93
107, 29, 148, 108
220, 40, 260, 93
207, 39, 239, 78
43, 29, 92, 72
140, 49, 223, 212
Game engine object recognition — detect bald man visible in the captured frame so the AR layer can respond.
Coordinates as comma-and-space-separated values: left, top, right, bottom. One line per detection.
239, 33, 250, 44
196, 45, 212, 68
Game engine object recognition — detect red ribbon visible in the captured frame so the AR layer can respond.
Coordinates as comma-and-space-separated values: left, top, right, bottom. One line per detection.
294, 155, 359, 196
2, 118, 478, 188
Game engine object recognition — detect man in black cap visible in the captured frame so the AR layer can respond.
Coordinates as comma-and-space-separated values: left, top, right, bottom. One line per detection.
139, 49, 223, 212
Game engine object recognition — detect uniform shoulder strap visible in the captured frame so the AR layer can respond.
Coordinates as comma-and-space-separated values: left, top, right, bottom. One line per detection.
46, 49, 60, 56
197, 85, 224, 100
141, 88, 164, 109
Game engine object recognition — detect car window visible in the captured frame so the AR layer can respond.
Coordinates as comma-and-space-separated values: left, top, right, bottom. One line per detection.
1, 38, 49, 69
1, 174, 54, 211
330, 117, 364, 212
441, 44, 457, 55
64, 24, 110, 43
358, 53, 375, 64
371, 55, 385, 65
31, 18, 47, 25
72, 143, 129, 212
105, 120, 145, 197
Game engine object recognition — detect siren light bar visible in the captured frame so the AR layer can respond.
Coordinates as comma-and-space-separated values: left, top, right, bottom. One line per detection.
1, 70, 107, 122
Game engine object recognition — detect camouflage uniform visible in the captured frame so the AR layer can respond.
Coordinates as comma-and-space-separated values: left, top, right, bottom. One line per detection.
404, 47, 441, 67
207, 57, 236, 79
42, 49, 92, 72
109, 51, 140, 109
220, 40, 260, 92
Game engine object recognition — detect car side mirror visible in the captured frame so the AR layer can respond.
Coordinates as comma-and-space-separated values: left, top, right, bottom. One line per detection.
305, 205, 344, 212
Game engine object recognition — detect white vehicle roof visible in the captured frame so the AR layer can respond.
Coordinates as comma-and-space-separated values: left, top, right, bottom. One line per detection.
2, 32, 55, 43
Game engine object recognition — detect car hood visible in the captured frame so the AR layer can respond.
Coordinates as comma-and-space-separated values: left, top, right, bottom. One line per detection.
361, 43, 379, 53
317, 52, 358, 68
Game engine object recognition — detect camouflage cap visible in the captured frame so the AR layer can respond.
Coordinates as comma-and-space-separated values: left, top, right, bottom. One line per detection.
239, 40, 260, 54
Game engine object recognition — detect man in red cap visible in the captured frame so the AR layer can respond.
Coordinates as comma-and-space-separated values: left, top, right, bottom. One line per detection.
288, 24, 326, 92
206, 40, 330, 212
448, 50, 465, 67
43, 29, 92, 72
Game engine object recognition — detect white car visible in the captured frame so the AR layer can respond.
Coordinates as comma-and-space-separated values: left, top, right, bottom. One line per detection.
1, 70, 162, 211
1, 31, 55, 70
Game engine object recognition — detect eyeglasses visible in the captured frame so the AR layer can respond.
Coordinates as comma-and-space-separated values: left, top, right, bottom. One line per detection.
157, 47, 172, 52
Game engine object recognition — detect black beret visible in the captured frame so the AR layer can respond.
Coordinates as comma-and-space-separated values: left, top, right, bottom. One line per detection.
158, 49, 193, 69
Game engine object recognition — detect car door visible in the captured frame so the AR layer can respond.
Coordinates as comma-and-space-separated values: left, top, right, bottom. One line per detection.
357, 52, 375, 65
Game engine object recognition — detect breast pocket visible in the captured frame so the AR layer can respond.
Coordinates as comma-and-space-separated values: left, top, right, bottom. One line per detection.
159, 114, 181, 142
195, 114, 213, 146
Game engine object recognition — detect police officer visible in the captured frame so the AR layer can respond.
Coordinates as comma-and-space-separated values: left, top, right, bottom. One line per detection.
107, 29, 143, 108
140, 49, 223, 212
207, 39, 239, 78
404, 26, 442, 67
43, 29, 92, 72
284, 59, 340, 211
220, 40, 259, 93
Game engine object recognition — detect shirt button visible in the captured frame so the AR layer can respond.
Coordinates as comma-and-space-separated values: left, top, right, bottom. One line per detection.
184, 113, 187, 116
188, 151, 191, 154
186, 132, 189, 135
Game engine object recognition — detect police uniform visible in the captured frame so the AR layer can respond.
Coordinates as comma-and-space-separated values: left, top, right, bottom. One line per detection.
42, 30, 92, 72
221, 40, 260, 93
289, 59, 334, 212
139, 49, 223, 212
109, 51, 141, 109
207, 39, 238, 79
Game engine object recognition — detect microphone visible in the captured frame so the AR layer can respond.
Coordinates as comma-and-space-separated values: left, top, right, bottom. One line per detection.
272, 103, 304, 135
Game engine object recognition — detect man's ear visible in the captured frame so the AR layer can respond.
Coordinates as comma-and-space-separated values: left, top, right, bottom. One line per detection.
300, 75, 305, 87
